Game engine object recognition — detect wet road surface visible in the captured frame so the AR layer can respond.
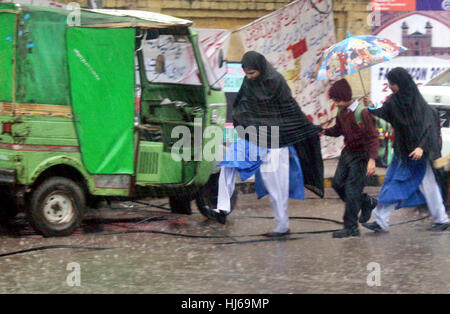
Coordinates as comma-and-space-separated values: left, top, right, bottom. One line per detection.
0, 187, 449, 293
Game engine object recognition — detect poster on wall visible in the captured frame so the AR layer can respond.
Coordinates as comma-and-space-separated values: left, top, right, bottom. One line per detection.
371, 1, 450, 105
236, 0, 341, 159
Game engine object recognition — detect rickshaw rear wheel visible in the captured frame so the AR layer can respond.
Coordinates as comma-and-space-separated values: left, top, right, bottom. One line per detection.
0, 192, 18, 224
27, 177, 85, 237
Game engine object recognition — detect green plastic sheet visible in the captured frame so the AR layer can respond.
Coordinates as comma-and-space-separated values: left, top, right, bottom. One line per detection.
0, 13, 15, 102
67, 27, 135, 174
16, 10, 71, 105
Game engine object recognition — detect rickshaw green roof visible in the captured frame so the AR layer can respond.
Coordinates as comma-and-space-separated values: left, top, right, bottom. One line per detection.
0, 2, 193, 27
87, 9, 193, 26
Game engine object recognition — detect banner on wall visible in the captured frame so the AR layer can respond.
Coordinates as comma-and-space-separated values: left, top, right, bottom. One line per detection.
371, 56, 449, 104
371, 9, 450, 105
372, 0, 450, 11
235, 0, 341, 159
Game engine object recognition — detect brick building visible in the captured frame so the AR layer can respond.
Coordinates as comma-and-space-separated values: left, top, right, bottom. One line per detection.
401, 21, 450, 57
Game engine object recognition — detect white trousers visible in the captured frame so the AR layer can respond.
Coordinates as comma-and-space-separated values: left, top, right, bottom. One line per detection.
216, 147, 290, 233
373, 162, 450, 230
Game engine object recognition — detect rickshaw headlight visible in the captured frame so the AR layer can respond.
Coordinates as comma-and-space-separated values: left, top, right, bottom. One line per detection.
211, 109, 220, 124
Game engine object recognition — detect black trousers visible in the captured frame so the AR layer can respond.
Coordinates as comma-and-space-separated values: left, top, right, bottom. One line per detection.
332, 148, 373, 229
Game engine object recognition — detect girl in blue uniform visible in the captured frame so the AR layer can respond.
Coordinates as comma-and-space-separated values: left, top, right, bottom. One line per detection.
363, 67, 449, 232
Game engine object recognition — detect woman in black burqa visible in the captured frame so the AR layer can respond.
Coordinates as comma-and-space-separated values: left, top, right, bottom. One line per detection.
363, 67, 449, 232
206, 51, 324, 236
233, 51, 324, 196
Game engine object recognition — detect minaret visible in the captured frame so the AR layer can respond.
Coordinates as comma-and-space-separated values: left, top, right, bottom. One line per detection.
401, 22, 410, 55
425, 21, 433, 55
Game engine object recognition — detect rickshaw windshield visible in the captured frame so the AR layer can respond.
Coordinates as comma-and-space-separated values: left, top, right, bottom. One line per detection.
142, 34, 202, 85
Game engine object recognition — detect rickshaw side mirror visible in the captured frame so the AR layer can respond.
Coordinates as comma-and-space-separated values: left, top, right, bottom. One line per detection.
218, 49, 226, 69
155, 55, 165, 74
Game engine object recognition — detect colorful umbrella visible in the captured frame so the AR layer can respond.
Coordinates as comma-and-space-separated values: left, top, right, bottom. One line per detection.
313, 35, 407, 94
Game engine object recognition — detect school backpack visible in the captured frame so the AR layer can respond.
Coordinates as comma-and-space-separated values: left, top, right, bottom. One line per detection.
337, 103, 394, 168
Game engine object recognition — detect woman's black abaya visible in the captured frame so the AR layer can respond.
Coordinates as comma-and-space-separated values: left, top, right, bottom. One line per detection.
233, 51, 324, 197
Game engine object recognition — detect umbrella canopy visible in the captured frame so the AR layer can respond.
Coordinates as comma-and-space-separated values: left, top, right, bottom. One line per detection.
314, 35, 407, 81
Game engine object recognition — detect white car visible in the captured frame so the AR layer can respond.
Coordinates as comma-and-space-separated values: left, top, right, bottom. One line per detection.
419, 69, 450, 158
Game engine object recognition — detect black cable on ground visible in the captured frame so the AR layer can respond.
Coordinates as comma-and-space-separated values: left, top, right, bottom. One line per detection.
131, 200, 171, 211
83, 212, 434, 241
238, 215, 343, 225
93, 213, 435, 245
390, 215, 431, 226
83, 215, 169, 225
90, 214, 434, 242
94, 229, 228, 239
0, 213, 437, 256
211, 215, 436, 245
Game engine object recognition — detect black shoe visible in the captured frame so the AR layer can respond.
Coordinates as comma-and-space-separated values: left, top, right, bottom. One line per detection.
204, 207, 228, 225
362, 221, 384, 232
426, 222, 450, 231
263, 229, 290, 237
332, 227, 360, 238
203, 206, 215, 219
359, 197, 378, 223
216, 210, 228, 225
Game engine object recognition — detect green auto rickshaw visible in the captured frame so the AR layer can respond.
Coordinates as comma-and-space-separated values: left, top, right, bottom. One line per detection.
0, 2, 233, 236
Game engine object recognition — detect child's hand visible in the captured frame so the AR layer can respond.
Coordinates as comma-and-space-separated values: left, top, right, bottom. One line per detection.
409, 147, 423, 160
366, 158, 376, 176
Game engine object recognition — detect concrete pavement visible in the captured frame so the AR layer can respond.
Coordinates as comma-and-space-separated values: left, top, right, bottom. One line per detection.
0, 188, 448, 294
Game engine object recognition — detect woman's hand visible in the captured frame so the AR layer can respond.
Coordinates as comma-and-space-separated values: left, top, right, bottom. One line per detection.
363, 96, 372, 107
366, 158, 376, 176
319, 130, 326, 136
409, 147, 424, 160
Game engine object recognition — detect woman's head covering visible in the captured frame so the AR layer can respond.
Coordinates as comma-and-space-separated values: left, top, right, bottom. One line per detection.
386, 67, 413, 90
241, 51, 266, 72
328, 78, 352, 102
387, 67, 422, 106
385, 67, 427, 112
233, 50, 321, 147
240, 51, 277, 82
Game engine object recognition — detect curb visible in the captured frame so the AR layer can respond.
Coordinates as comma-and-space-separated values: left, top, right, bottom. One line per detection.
324, 174, 386, 188
236, 174, 386, 195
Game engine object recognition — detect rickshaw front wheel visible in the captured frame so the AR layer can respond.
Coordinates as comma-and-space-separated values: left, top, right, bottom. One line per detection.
169, 195, 193, 215
195, 172, 237, 218
27, 177, 85, 237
